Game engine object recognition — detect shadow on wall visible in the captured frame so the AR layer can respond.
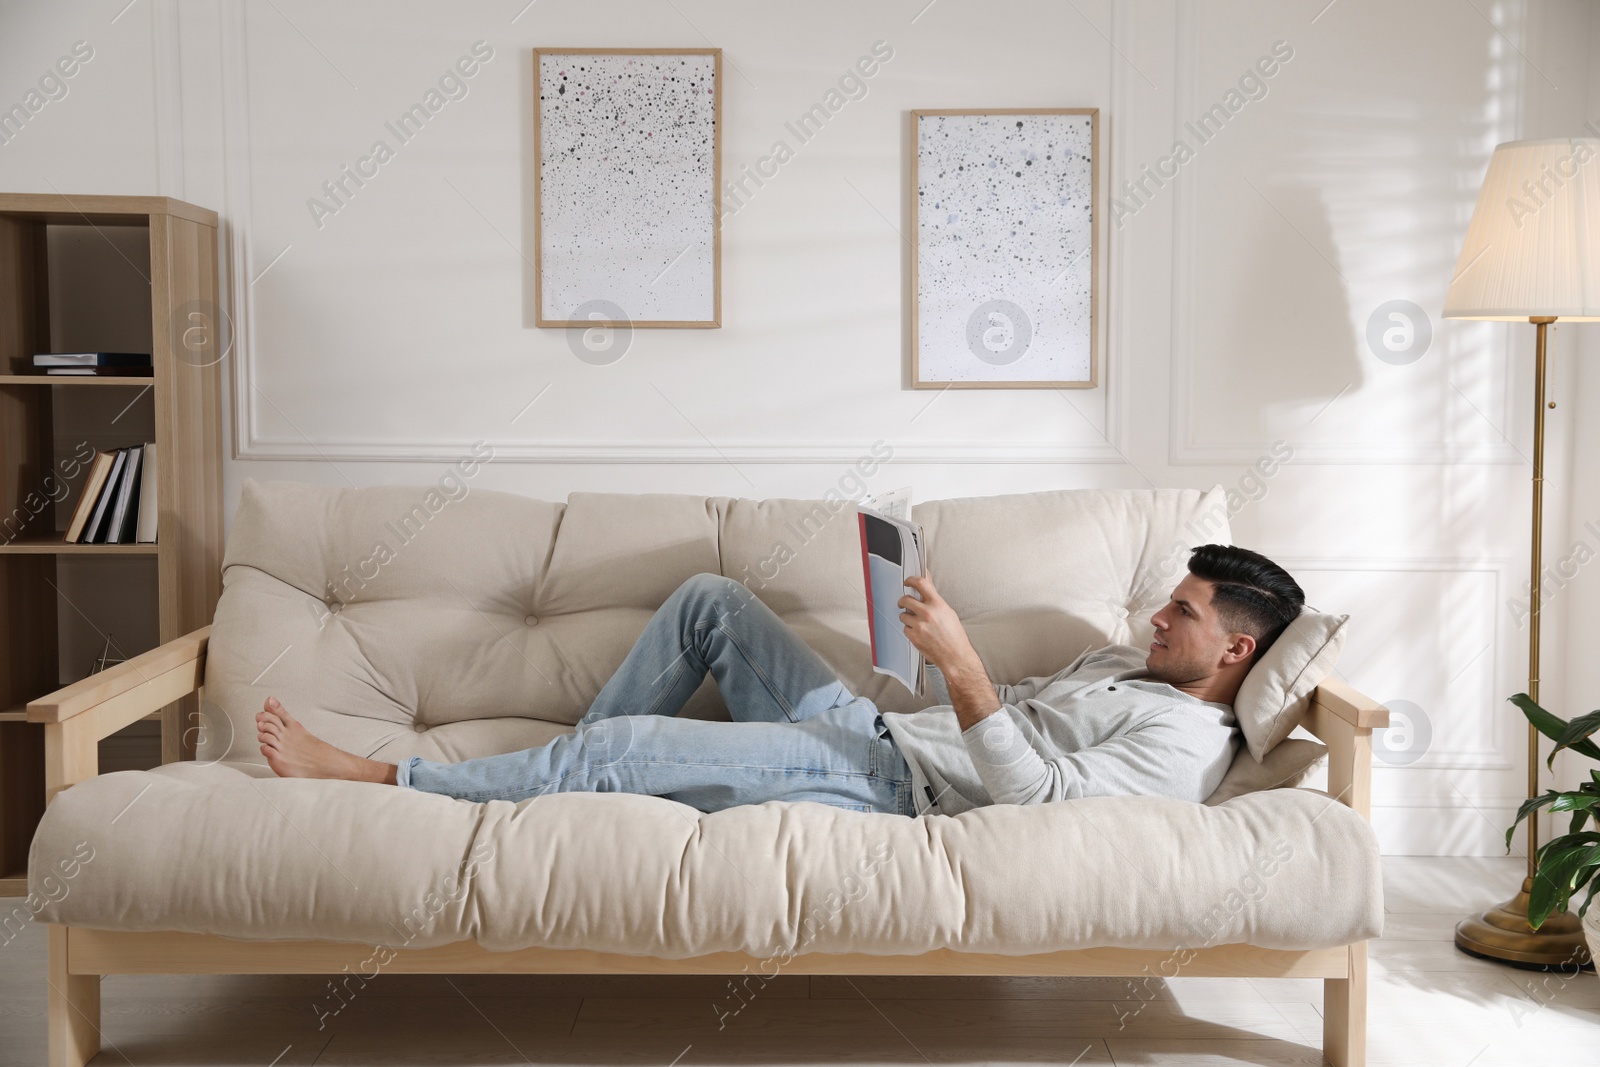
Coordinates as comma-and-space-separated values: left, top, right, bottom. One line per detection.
1237, 0, 1529, 852
1215, 180, 1363, 427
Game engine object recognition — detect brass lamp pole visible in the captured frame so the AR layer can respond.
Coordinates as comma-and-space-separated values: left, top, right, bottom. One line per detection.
1444, 139, 1597, 969
1451, 317, 1588, 967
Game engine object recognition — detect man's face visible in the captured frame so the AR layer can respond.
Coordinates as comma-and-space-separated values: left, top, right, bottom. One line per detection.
1145, 574, 1241, 684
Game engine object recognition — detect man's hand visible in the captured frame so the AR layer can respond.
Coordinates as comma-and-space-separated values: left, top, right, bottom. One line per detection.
898, 573, 1001, 729
898, 574, 977, 670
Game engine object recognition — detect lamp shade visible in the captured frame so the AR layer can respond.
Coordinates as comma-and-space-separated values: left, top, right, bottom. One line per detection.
1443, 138, 1600, 321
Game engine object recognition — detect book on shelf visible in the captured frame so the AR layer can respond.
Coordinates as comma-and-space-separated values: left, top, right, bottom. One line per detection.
44, 366, 154, 377
107, 445, 143, 543
80, 449, 127, 543
32, 352, 152, 368
136, 442, 158, 543
64, 451, 116, 542
65, 443, 158, 544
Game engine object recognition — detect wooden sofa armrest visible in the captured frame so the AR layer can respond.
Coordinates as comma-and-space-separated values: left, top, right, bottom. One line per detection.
1303, 676, 1389, 821
1311, 676, 1390, 729
27, 625, 209, 801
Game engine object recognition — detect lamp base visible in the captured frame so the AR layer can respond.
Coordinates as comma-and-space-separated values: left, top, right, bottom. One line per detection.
1454, 877, 1594, 970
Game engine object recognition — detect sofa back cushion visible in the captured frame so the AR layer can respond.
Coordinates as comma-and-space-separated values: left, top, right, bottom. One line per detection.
199, 481, 1230, 768
1202, 737, 1328, 806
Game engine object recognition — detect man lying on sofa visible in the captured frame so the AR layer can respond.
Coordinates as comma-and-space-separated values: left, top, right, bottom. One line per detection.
255, 543, 1304, 817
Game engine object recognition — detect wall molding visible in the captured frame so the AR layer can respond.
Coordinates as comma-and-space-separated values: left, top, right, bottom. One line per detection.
1179, 442, 1524, 465
150, 0, 185, 200
1273, 554, 1516, 771
215, 15, 1131, 466
219, 0, 256, 465
1370, 796, 1526, 808
236, 438, 1129, 464
1098, 0, 1133, 462
1368, 798, 1529, 857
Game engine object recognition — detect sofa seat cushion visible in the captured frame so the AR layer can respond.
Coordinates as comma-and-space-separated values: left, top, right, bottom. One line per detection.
30, 761, 1382, 957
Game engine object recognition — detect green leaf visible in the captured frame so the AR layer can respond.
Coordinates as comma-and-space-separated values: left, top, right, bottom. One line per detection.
1530, 881, 1562, 929
1551, 709, 1600, 764
1581, 880, 1600, 922
1508, 695, 1600, 765
1550, 794, 1600, 812
1528, 843, 1600, 929
1536, 831, 1600, 862
1573, 808, 1592, 837
1507, 791, 1563, 850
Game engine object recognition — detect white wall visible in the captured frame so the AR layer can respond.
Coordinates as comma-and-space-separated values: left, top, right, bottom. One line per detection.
1558, 9, 1600, 840
3, 0, 1596, 855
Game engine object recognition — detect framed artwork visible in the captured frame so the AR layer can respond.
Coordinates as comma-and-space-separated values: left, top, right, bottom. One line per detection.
911, 108, 1102, 388
533, 47, 721, 328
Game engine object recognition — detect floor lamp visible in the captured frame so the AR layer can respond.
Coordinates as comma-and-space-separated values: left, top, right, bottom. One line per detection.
1444, 138, 1596, 968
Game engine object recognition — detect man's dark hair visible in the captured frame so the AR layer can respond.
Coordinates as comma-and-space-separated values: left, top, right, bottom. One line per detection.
1186, 544, 1305, 660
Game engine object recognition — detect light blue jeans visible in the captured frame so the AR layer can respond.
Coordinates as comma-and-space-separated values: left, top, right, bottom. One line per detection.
396, 574, 919, 816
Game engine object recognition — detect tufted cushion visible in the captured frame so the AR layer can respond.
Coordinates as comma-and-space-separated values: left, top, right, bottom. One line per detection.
201, 481, 1235, 769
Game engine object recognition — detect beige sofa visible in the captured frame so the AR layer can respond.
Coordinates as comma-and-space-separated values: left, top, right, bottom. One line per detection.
26, 481, 1388, 1067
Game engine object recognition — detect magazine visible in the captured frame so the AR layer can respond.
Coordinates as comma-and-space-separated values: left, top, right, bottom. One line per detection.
859, 485, 912, 522
856, 491, 927, 696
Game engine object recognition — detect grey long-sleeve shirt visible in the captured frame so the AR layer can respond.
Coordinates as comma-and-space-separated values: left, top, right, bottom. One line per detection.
878, 645, 1240, 815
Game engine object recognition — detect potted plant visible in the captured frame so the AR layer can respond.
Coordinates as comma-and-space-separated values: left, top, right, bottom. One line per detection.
1506, 694, 1600, 963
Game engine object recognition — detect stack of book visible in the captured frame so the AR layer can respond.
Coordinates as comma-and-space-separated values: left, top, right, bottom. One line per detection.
65, 444, 159, 544
33, 352, 153, 376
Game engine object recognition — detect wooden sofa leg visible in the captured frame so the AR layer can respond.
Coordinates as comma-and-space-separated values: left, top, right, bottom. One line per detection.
47, 925, 100, 1067
1322, 940, 1367, 1067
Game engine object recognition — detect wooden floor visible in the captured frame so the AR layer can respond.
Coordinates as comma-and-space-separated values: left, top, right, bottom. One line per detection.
0, 856, 1592, 1066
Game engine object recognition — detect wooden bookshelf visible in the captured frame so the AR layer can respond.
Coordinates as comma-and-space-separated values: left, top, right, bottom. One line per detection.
0, 193, 223, 898
0, 374, 156, 386
1, 532, 163, 555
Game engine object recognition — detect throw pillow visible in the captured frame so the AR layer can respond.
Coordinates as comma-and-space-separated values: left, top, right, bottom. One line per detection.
1233, 610, 1348, 762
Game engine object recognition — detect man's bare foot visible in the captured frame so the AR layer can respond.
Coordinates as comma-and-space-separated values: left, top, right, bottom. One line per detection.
256, 697, 396, 785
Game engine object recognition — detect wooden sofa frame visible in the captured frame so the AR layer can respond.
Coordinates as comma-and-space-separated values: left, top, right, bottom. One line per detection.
29, 625, 1389, 1067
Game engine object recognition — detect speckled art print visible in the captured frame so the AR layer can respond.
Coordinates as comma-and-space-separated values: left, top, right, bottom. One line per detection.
535, 49, 720, 327
912, 109, 1100, 388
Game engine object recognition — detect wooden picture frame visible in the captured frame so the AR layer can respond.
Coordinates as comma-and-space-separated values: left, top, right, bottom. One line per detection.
533, 47, 722, 329
910, 108, 1102, 389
